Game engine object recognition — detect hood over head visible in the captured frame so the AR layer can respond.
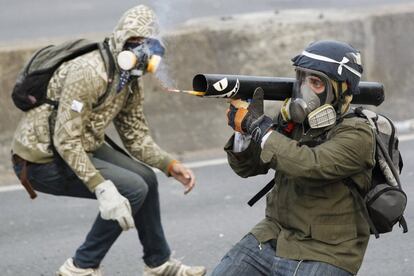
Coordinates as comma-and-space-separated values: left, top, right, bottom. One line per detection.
109, 5, 160, 57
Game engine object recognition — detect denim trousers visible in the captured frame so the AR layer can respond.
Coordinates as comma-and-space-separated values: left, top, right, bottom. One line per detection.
212, 234, 353, 276
13, 143, 171, 269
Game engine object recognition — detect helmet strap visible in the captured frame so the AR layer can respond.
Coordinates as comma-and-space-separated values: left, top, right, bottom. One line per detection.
330, 80, 350, 115
335, 82, 344, 118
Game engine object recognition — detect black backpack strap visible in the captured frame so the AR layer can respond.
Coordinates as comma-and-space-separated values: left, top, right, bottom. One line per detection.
375, 133, 403, 189
97, 40, 131, 160
247, 179, 275, 207
44, 98, 59, 109
399, 216, 408, 233
104, 134, 131, 159
95, 38, 116, 108
98, 38, 115, 82
344, 178, 380, 238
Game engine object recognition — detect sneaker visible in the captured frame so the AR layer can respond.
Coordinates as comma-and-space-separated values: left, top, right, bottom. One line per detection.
143, 258, 206, 276
56, 258, 103, 276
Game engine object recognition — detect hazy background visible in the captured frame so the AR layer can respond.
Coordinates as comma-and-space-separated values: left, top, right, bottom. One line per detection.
1, 0, 414, 43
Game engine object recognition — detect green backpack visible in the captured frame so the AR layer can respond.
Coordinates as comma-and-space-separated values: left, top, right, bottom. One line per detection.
12, 38, 115, 111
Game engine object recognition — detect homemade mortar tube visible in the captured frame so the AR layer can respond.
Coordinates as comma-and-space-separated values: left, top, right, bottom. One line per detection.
193, 74, 384, 106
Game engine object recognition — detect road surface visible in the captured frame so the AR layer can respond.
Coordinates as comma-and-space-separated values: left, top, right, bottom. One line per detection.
1, 137, 414, 275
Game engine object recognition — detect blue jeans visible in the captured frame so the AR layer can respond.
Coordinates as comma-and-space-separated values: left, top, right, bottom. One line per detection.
212, 234, 353, 276
13, 144, 170, 268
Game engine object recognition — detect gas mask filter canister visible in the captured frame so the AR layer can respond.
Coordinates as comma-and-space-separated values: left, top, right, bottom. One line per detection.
117, 51, 138, 71
117, 38, 165, 75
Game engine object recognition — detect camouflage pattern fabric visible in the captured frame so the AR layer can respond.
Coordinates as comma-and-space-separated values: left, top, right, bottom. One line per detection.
109, 5, 160, 58
12, 5, 174, 191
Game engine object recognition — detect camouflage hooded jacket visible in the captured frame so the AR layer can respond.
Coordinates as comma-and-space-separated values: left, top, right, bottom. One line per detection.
12, 5, 174, 191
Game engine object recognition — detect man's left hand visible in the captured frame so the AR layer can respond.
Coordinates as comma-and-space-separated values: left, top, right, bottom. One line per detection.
227, 87, 273, 143
169, 162, 196, 194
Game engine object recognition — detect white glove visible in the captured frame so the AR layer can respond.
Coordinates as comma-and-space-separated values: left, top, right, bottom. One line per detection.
95, 180, 135, 231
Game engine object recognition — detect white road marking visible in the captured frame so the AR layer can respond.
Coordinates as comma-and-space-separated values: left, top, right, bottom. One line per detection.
399, 133, 414, 142
184, 158, 228, 169
0, 185, 23, 193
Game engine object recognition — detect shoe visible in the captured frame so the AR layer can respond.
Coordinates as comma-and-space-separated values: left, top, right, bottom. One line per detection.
143, 258, 206, 276
56, 258, 103, 276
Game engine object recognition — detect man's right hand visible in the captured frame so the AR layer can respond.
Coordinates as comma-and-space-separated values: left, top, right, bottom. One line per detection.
94, 180, 135, 231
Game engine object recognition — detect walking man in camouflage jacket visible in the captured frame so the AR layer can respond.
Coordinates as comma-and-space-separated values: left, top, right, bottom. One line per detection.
11, 5, 206, 276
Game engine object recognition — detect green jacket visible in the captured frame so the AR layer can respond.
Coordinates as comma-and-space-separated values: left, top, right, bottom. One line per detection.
225, 116, 375, 274
12, 5, 174, 191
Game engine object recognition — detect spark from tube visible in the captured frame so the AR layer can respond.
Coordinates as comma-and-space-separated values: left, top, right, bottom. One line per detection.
149, 3, 204, 98
166, 88, 206, 96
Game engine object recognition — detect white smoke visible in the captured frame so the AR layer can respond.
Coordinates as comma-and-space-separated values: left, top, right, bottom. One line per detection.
145, 1, 182, 89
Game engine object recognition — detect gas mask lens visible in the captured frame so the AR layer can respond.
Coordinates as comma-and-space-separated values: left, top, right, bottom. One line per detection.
304, 75, 325, 94
289, 68, 332, 124
295, 69, 330, 98
117, 38, 165, 75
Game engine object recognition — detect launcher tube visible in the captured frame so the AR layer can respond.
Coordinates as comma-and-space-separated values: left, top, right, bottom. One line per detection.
193, 74, 384, 106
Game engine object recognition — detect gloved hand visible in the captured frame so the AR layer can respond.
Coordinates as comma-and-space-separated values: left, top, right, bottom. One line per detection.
227, 87, 273, 143
95, 180, 135, 231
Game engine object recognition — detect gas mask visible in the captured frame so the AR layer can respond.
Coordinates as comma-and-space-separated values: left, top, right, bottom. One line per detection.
117, 38, 165, 77
289, 67, 337, 128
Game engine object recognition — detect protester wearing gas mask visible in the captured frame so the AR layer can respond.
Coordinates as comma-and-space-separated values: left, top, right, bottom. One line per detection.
11, 4, 206, 276
213, 40, 375, 276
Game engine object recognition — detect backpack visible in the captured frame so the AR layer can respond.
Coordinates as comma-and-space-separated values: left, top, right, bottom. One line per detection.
11, 38, 124, 200
12, 38, 115, 111
345, 107, 408, 238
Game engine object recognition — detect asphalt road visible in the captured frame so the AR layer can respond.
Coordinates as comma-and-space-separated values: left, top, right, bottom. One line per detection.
1, 138, 414, 276
1, 0, 414, 43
